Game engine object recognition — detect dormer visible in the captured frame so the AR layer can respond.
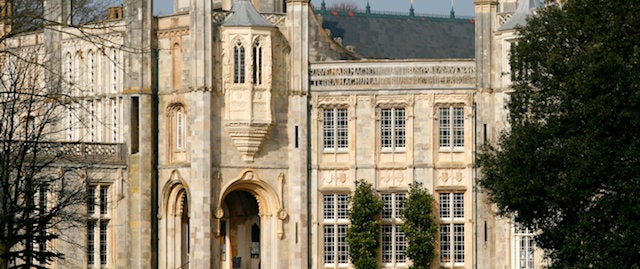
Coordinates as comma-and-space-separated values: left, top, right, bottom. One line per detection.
221, 0, 277, 162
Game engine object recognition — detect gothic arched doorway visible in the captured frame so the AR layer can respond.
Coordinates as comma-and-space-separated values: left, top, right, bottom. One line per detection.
222, 190, 261, 269
161, 181, 190, 269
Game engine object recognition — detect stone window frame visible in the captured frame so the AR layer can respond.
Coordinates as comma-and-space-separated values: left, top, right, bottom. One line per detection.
166, 102, 188, 161
87, 183, 113, 267
233, 39, 246, 84
317, 101, 351, 153
513, 223, 535, 269
375, 97, 412, 154
437, 106, 466, 152
322, 193, 350, 266
380, 192, 407, 265
252, 38, 263, 85
438, 191, 465, 267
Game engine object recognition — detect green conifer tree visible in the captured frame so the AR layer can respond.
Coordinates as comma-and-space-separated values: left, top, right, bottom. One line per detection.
346, 179, 383, 269
401, 182, 438, 269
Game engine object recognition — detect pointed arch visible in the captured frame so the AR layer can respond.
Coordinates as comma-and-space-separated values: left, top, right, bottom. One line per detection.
252, 38, 263, 85
160, 170, 191, 269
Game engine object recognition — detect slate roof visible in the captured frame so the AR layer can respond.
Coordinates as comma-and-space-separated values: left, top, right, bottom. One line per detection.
318, 10, 475, 59
498, 0, 543, 31
223, 0, 273, 27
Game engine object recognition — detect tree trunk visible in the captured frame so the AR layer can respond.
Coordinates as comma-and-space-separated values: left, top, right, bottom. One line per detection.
0, 243, 8, 269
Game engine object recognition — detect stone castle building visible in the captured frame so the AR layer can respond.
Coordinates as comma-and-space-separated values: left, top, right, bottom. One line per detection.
1, 0, 547, 268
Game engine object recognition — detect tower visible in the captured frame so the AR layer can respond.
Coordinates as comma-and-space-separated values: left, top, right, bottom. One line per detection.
123, 0, 156, 267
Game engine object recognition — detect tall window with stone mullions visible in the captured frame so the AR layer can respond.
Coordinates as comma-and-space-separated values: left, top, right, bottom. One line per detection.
322, 194, 349, 266
381, 193, 407, 265
439, 192, 465, 266
234, 40, 245, 84
252, 40, 263, 85
380, 108, 406, 152
87, 185, 111, 266
323, 108, 348, 151
439, 107, 465, 151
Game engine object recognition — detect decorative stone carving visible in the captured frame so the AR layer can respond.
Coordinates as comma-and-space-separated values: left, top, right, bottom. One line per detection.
320, 170, 350, 188
377, 169, 408, 188
438, 169, 466, 185
497, 13, 513, 27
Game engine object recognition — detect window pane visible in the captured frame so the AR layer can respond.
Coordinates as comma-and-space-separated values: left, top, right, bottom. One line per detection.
453, 107, 464, 148
394, 108, 405, 148
395, 193, 406, 219
396, 227, 406, 263
382, 194, 392, 219
323, 109, 334, 149
381, 108, 392, 149
323, 194, 334, 220
176, 110, 184, 150
454, 224, 465, 263
88, 186, 96, 215
337, 225, 349, 264
382, 225, 393, 263
453, 193, 464, 218
439, 108, 451, 148
440, 225, 451, 262
337, 194, 348, 220
100, 186, 109, 215
87, 221, 95, 265
100, 221, 108, 265
323, 225, 335, 264
439, 193, 450, 219
336, 109, 348, 149
234, 47, 239, 82
239, 47, 245, 83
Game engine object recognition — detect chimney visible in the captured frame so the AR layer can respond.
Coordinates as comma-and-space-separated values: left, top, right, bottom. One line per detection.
107, 6, 123, 20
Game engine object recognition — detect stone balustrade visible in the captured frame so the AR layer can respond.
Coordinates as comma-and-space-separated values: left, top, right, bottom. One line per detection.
310, 60, 476, 91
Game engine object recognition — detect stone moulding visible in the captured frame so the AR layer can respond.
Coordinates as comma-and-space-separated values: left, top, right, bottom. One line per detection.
225, 122, 272, 162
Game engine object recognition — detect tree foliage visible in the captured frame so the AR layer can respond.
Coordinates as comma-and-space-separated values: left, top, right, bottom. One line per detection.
478, 1, 640, 268
327, 2, 359, 11
401, 182, 438, 269
346, 179, 383, 269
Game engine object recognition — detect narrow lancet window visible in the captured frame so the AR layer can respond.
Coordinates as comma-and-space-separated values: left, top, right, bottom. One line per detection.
252, 40, 262, 85
234, 40, 245, 83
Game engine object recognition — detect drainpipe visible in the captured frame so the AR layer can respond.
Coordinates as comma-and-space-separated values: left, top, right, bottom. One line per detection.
473, 101, 478, 269
307, 95, 313, 269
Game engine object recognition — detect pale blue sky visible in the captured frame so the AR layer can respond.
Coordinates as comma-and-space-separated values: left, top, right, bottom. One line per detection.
153, 0, 476, 17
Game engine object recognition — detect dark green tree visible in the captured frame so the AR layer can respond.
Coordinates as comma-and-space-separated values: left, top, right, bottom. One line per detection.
401, 182, 438, 269
346, 179, 383, 269
478, 1, 640, 268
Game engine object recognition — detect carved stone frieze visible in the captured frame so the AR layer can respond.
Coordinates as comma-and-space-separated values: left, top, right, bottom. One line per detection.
376, 95, 413, 108
310, 61, 475, 91
157, 28, 189, 39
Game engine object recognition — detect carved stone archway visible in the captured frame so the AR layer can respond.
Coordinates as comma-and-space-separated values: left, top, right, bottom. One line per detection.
159, 170, 191, 269
215, 169, 287, 269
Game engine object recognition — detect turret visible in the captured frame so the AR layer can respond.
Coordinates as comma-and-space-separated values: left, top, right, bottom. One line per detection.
221, 0, 277, 162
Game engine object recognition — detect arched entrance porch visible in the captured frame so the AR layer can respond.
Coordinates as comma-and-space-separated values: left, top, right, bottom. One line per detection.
215, 170, 285, 269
